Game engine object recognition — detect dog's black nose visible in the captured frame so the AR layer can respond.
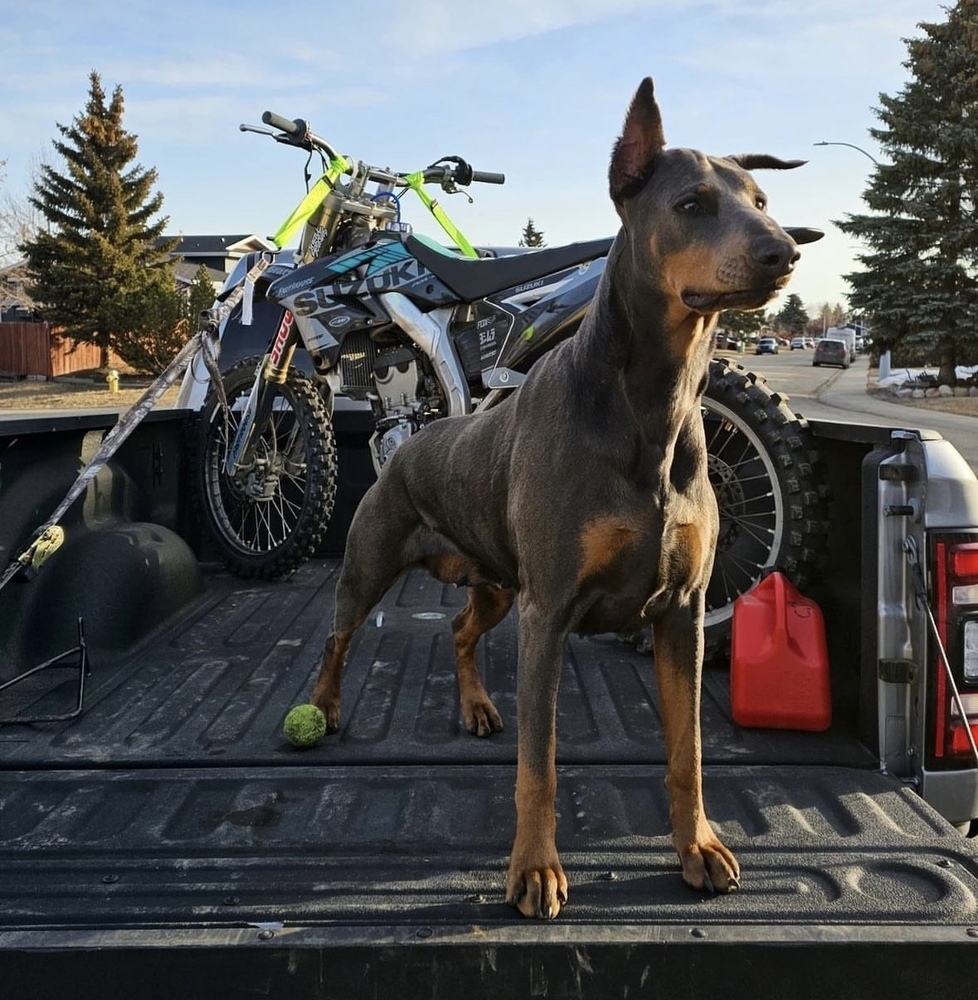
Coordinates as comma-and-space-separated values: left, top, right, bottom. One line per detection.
753, 237, 800, 276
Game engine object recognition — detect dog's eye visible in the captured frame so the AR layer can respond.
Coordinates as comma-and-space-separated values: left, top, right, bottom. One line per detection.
755, 196, 767, 211
677, 198, 701, 213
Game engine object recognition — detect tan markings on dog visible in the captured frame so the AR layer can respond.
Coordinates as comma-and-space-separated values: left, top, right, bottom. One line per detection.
643, 521, 709, 619
507, 752, 567, 918
425, 551, 477, 586
656, 244, 724, 353
653, 647, 740, 892
577, 517, 640, 583
452, 586, 511, 736
652, 648, 704, 831
665, 521, 709, 591
716, 254, 751, 287
310, 627, 356, 733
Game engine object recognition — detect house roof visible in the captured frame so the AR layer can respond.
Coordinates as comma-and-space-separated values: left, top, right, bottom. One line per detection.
173, 262, 226, 286
0, 259, 27, 279
164, 234, 278, 256
0, 260, 31, 307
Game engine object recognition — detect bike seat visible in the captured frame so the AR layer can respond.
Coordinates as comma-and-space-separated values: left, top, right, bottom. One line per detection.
405, 235, 614, 303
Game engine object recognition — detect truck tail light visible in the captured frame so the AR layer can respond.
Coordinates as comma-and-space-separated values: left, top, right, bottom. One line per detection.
931, 536, 978, 765
965, 620, 978, 682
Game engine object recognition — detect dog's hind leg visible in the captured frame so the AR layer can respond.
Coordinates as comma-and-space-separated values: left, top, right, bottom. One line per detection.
309, 554, 400, 733
308, 486, 419, 732
451, 584, 513, 736
652, 592, 740, 893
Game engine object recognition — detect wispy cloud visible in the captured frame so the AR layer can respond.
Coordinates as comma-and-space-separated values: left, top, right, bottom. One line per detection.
372, 0, 653, 56
0, 0, 953, 307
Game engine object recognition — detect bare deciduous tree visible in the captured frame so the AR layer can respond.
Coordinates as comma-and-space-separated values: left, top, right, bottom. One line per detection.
0, 155, 45, 313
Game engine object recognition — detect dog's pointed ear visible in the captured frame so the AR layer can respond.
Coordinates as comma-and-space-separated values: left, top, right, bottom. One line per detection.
727, 154, 807, 171
610, 77, 666, 203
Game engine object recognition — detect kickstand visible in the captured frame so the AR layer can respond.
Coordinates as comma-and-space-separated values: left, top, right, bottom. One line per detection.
0, 618, 90, 724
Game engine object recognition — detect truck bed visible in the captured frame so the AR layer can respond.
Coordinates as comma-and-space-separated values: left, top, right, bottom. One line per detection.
3, 409, 978, 998
4, 558, 978, 998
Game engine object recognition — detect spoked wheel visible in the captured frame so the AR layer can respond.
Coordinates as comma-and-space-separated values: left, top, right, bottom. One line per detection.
196, 357, 337, 579
701, 357, 829, 660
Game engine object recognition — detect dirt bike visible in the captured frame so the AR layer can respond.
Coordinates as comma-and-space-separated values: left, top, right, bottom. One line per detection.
177, 111, 828, 658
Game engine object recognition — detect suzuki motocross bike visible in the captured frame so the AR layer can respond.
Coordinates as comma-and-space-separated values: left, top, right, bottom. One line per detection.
177, 111, 828, 658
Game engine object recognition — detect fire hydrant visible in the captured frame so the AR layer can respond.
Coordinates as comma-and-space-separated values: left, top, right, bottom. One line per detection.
106, 370, 120, 393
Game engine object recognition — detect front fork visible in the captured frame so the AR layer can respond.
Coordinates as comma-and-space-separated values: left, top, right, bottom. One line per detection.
224, 311, 300, 476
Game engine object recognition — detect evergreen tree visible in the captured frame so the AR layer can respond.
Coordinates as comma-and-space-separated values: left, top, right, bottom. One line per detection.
836, 0, 978, 383
20, 71, 178, 368
775, 293, 809, 336
106, 269, 186, 374
519, 218, 546, 247
185, 265, 217, 326
112, 266, 216, 374
720, 308, 767, 340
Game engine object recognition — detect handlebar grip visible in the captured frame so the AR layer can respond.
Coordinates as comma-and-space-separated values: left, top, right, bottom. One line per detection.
471, 170, 505, 185
261, 111, 304, 136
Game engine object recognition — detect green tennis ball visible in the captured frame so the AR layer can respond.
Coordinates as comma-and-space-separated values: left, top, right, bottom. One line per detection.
283, 704, 327, 748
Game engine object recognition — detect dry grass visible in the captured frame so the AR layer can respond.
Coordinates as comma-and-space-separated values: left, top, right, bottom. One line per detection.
2, 367, 976, 420
0, 373, 182, 410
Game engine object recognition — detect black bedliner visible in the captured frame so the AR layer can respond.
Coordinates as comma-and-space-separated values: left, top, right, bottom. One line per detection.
4, 559, 978, 997
1, 560, 871, 770
6, 392, 978, 997
2, 560, 975, 916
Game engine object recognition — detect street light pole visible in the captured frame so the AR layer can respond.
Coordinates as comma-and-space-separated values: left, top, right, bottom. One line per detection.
813, 140, 880, 166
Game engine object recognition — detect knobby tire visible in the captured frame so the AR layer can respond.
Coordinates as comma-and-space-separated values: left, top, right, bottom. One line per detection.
196, 358, 337, 579
701, 357, 830, 660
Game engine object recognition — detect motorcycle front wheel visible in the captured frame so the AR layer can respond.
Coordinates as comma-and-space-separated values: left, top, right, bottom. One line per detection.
701, 357, 829, 660
195, 358, 337, 579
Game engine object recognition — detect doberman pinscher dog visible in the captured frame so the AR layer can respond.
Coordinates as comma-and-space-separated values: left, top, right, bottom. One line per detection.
306, 77, 809, 918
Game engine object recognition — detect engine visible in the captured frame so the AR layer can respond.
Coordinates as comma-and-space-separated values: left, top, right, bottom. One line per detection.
366, 352, 444, 474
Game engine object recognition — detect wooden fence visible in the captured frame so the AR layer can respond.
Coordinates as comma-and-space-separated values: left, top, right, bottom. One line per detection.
0, 322, 102, 378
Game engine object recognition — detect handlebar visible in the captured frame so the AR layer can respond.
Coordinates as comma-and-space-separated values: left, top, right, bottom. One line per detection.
426, 155, 505, 187
249, 112, 503, 258
255, 113, 504, 188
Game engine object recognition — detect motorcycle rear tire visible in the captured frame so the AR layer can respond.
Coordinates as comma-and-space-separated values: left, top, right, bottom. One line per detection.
701, 357, 829, 660
195, 358, 337, 579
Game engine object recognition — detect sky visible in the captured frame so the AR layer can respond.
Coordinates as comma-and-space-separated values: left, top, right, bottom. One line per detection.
0, 0, 951, 315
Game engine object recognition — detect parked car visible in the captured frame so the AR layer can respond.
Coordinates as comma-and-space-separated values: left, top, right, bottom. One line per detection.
714, 332, 741, 350
790, 337, 806, 350
755, 336, 779, 355
812, 338, 849, 369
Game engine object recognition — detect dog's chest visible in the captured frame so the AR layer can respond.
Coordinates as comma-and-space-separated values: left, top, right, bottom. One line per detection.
574, 489, 714, 634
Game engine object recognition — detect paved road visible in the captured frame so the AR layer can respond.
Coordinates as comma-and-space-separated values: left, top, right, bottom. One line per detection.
725, 349, 978, 473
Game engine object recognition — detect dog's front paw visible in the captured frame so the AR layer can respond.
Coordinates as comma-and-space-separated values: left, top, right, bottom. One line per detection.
676, 835, 740, 893
461, 695, 504, 738
323, 704, 342, 734
310, 696, 342, 734
506, 859, 568, 919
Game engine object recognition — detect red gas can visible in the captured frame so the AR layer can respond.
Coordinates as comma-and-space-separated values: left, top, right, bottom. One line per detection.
729, 571, 832, 731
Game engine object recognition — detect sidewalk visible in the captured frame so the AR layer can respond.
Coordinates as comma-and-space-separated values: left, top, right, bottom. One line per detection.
801, 357, 978, 473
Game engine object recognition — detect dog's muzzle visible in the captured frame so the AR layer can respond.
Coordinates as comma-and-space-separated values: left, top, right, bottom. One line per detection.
751, 234, 801, 280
